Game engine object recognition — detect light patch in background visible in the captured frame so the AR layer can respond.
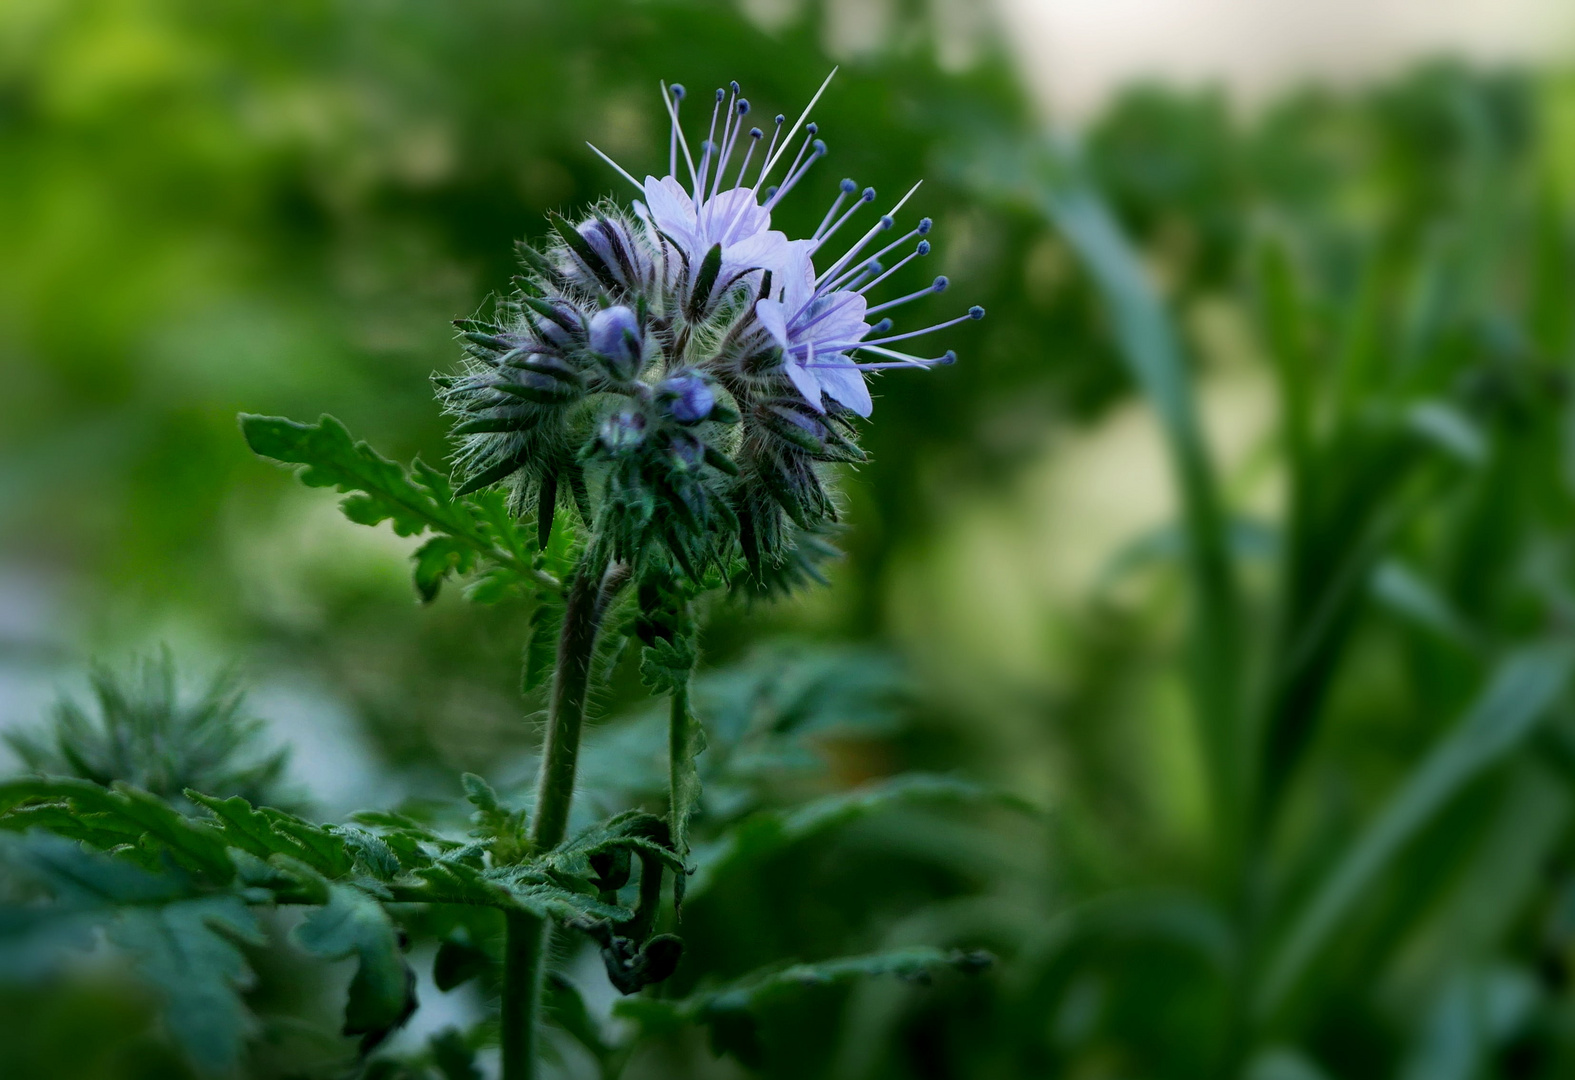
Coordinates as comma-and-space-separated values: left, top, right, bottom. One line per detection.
995, 0, 1575, 120
249, 676, 396, 817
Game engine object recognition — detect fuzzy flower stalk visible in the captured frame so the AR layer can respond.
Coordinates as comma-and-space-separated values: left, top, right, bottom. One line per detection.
439, 72, 982, 1080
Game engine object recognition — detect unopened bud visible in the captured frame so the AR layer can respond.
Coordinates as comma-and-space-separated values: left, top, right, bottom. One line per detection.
658, 372, 715, 423
589, 305, 642, 378
670, 431, 706, 470
599, 409, 647, 454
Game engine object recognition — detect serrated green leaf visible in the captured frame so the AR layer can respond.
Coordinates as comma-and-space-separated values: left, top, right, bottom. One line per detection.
5, 834, 271, 1076
0, 776, 234, 881
112, 895, 265, 1074
186, 791, 353, 879
294, 883, 415, 1042
239, 414, 559, 599
639, 638, 695, 696
414, 537, 478, 603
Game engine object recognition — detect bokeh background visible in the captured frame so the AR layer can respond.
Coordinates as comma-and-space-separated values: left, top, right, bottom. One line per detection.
7, 0, 1575, 1077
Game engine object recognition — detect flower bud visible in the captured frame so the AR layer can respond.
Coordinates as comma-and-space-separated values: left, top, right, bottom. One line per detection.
669, 430, 705, 470
526, 299, 582, 349
598, 408, 647, 454
589, 305, 642, 378
658, 372, 715, 424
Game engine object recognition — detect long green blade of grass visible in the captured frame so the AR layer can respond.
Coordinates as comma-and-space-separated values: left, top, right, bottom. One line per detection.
1257, 641, 1575, 1015
1033, 148, 1246, 851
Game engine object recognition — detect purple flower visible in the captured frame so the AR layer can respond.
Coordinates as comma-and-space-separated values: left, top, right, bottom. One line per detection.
585, 72, 981, 419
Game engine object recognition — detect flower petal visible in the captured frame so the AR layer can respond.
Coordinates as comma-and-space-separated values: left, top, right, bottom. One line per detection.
754, 298, 791, 350
726, 229, 792, 278
783, 357, 825, 412
644, 175, 697, 248
701, 187, 770, 247
803, 289, 869, 346
812, 354, 873, 418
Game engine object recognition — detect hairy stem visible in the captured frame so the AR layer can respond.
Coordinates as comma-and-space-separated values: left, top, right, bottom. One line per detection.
501, 910, 548, 1080
501, 543, 625, 1080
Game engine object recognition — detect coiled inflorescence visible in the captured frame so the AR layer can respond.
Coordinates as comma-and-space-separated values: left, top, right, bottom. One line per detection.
439, 72, 983, 589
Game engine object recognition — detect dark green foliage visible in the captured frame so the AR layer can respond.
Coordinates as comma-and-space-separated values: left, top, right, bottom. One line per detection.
617, 947, 993, 1070
1, 832, 263, 1073
6, 651, 291, 811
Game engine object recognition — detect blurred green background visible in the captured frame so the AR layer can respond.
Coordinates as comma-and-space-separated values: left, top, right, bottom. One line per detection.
7, 0, 1575, 1077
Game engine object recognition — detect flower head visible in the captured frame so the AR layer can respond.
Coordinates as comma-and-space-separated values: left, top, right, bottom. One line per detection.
442, 72, 982, 587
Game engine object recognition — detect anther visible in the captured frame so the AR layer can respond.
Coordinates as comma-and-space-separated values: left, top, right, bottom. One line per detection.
870, 318, 893, 334
939, 350, 958, 365
750, 127, 763, 139
715, 88, 725, 101
879, 215, 894, 230
812, 139, 826, 155
933, 276, 949, 292
840, 178, 858, 193
766, 185, 779, 199
737, 99, 750, 115
730, 80, 740, 93
969, 306, 985, 319
861, 187, 876, 202
917, 240, 931, 255
670, 84, 686, 100
775, 114, 785, 125
917, 217, 932, 234
806, 122, 818, 135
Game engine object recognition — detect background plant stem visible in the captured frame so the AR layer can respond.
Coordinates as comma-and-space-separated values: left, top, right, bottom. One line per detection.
501, 543, 619, 1080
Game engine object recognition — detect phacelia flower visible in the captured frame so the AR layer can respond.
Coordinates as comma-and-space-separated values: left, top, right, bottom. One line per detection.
441, 71, 982, 586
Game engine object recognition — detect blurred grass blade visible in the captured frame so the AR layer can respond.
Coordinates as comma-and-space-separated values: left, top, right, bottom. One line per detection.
1041, 153, 1245, 847
1254, 233, 1313, 478
1398, 966, 1538, 1080
1258, 642, 1575, 1014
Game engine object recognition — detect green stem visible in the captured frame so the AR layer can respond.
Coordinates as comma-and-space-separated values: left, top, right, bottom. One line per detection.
668, 677, 689, 847
501, 543, 623, 1080
501, 910, 548, 1080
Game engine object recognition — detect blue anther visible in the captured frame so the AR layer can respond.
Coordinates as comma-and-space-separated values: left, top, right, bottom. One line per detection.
670, 84, 686, 100
861, 187, 876, 202
737, 99, 750, 115
806, 122, 818, 135
969, 306, 986, 319
939, 350, 958, 365
715, 88, 726, 101
917, 217, 933, 234
766, 185, 779, 199
775, 114, 785, 125
730, 80, 740, 93
870, 318, 893, 334
879, 215, 894, 230
917, 240, 931, 255
840, 178, 858, 193
812, 139, 826, 155
932, 276, 949, 292
750, 127, 763, 139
